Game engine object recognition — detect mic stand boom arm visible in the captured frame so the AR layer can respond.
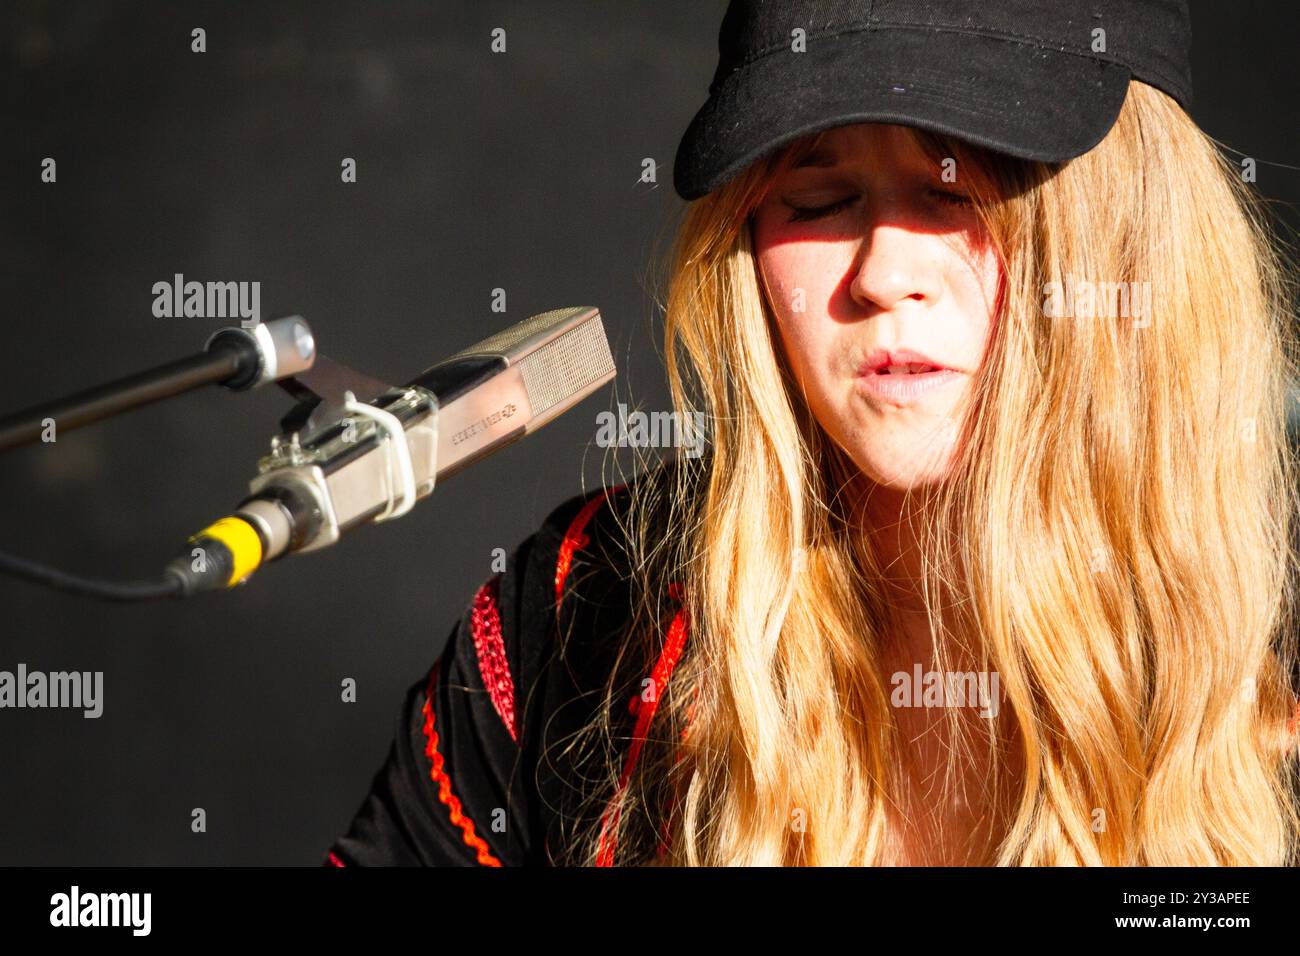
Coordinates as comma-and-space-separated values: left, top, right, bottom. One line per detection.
0, 317, 317, 453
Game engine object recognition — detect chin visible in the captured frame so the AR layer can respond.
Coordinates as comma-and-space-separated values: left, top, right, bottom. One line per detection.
849, 440, 959, 492
862, 467, 951, 493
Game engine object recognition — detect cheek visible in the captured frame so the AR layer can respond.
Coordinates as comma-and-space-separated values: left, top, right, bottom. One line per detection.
757, 239, 836, 321
759, 247, 840, 403
949, 240, 1003, 352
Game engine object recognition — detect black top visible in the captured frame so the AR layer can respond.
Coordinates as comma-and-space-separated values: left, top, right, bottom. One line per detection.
323, 464, 690, 866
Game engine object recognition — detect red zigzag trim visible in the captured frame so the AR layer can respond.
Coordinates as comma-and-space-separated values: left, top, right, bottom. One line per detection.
421, 667, 503, 866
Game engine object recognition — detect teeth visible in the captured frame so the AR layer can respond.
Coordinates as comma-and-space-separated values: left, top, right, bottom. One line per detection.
880, 363, 935, 374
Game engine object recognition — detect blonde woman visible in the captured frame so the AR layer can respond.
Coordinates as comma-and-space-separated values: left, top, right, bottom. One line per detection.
327, 0, 1300, 866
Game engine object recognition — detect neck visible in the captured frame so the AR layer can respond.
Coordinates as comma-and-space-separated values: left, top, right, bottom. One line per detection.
853, 479, 936, 624
848, 475, 979, 667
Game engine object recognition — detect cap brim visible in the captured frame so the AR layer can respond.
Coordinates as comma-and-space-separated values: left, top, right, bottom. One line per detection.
673, 27, 1132, 201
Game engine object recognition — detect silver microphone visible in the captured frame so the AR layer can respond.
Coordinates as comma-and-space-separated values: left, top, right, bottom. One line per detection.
167, 306, 615, 593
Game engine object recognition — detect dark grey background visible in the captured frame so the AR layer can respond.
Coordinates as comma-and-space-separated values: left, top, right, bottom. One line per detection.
0, 1, 1295, 865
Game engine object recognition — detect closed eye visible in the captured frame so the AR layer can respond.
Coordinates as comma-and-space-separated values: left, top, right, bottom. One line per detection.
784, 189, 973, 223
785, 196, 856, 223
929, 188, 972, 207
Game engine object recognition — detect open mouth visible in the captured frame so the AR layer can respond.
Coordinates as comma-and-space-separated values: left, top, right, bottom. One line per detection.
857, 366, 962, 404
873, 363, 944, 375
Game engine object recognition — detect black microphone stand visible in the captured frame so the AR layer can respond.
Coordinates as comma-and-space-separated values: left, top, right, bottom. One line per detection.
0, 316, 315, 453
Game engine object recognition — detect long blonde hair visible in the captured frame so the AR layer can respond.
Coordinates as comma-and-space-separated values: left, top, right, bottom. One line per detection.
564, 79, 1300, 865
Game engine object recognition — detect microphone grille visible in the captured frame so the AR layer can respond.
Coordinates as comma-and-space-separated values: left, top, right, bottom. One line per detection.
518, 311, 615, 418
448, 307, 581, 359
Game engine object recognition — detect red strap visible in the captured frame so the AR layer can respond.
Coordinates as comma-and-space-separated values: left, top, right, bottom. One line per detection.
469, 575, 517, 742
596, 582, 691, 866
326, 850, 345, 867
421, 667, 503, 866
554, 484, 626, 609
655, 683, 700, 859
552, 481, 690, 865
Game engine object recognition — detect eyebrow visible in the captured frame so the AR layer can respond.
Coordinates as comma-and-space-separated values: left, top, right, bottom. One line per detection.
792, 147, 839, 169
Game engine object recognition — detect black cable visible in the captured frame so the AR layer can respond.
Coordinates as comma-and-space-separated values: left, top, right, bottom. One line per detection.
0, 548, 184, 602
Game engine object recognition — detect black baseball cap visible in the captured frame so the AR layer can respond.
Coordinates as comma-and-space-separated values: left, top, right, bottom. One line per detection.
673, 0, 1193, 201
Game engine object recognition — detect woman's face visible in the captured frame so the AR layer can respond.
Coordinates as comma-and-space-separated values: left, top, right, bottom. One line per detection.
751, 123, 1002, 491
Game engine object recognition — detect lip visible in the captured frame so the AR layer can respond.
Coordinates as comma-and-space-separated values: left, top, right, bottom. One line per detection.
856, 367, 964, 405
855, 348, 964, 406
858, 347, 954, 375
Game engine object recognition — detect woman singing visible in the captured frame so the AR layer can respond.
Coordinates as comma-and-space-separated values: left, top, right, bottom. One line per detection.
327, 0, 1300, 866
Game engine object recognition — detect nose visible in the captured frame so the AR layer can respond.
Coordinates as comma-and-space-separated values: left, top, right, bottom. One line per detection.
848, 222, 942, 314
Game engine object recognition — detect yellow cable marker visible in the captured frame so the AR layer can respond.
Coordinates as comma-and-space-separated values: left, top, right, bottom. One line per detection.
193, 516, 263, 587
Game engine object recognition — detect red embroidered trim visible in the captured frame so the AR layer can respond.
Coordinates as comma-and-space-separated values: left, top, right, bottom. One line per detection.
470, 575, 517, 742
656, 683, 700, 859
326, 850, 345, 867
596, 582, 691, 866
554, 484, 627, 609
420, 668, 503, 866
